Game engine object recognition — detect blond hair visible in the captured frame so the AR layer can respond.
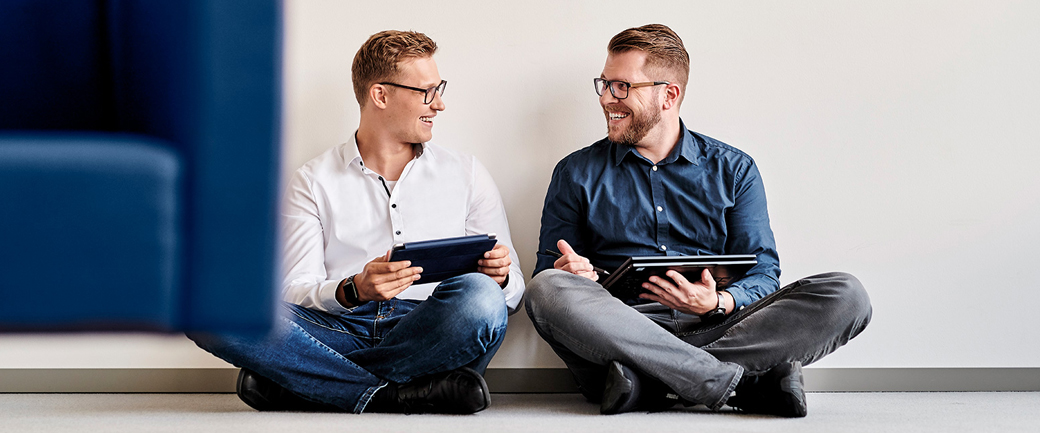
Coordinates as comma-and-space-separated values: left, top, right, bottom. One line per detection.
351, 30, 438, 106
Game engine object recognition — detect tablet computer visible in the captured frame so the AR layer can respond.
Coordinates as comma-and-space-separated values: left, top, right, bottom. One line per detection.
389, 234, 498, 284
600, 255, 757, 300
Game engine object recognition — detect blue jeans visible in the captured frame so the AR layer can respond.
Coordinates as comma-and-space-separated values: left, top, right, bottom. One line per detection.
525, 270, 872, 411
188, 273, 508, 413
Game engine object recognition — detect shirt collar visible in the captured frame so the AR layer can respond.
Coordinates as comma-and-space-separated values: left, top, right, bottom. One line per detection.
611, 118, 700, 166
344, 131, 431, 173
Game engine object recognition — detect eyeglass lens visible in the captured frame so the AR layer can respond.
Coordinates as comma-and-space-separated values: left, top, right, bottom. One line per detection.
594, 79, 629, 99
425, 81, 447, 104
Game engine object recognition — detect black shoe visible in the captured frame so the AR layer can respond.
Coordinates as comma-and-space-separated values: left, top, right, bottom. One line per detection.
236, 368, 339, 412
600, 361, 678, 415
727, 361, 808, 418
369, 367, 491, 414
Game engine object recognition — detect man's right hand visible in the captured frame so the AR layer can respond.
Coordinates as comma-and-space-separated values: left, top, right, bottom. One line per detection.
553, 239, 599, 282
351, 251, 423, 303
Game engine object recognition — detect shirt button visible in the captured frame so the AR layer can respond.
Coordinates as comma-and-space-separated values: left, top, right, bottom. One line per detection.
660, 245, 667, 251
396, 230, 402, 235
652, 166, 658, 172
391, 204, 397, 208
656, 206, 663, 212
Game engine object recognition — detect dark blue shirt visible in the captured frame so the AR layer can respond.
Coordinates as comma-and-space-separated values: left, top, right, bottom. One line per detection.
534, 120, 780, 310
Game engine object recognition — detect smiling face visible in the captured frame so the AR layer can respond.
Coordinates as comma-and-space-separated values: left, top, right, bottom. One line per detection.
383, 56, 445, 144
600, 50, 663, 146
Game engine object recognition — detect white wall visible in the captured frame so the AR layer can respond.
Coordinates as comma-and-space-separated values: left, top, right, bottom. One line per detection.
3, 0, 1038, 370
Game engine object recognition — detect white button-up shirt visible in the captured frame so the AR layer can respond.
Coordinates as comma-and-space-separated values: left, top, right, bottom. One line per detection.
281, 134, 525, 314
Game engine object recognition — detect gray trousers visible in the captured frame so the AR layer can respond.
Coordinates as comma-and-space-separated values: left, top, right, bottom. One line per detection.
524, 270, 872, 410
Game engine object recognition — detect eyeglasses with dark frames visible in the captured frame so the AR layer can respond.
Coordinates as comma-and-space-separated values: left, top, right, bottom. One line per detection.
379, 80, 448, 104
593, 78, 669, 100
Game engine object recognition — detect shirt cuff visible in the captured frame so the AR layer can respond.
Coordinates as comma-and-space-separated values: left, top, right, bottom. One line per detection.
726, 286, 753, 311
319, 278, 352, 315
501, 269, 524, 314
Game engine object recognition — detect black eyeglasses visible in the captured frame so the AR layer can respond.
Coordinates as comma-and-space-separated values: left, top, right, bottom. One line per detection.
593, 78, 669, 100
379, 80, 447, 104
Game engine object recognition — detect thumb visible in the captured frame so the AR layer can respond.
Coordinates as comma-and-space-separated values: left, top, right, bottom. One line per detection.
557, 239, 577, 256
701, 268, 713, 284
376, 250, 391, 262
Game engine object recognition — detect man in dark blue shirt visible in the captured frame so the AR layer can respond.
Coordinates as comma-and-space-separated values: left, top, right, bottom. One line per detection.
525, 24, 872, 418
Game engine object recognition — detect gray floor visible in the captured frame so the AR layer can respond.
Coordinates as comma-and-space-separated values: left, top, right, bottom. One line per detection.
2, 392, 1038, 433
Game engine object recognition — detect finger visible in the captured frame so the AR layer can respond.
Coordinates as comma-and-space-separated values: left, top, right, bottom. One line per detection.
478, 257, 511, 268
639, 292, 673, 308
698, 266, 715, 287
372, 266, 421, 285
647, 275, 678, 293
643, 280, 681, 306
561, 261, 594, 275
557, 239, 577, 256
484, 244, 509, 259
375, 277, 415, 300
572, 270, 597, 281
382, 260, 414, 273
478, 266, 510, 276
666, 270, 691, 287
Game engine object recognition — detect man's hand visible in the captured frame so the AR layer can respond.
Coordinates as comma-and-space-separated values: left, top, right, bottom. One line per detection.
640, 268, 729, 316
553, 239, 598, 281
478, 243, 512, 286
349, 251, 422, 304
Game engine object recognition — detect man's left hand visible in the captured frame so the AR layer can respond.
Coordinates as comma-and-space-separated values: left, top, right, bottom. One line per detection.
478, 244, 512, 287
640, 268, 724, 316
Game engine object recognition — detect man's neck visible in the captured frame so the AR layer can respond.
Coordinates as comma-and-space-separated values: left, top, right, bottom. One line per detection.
355, 122, 416, 181
633, 116, 682, 164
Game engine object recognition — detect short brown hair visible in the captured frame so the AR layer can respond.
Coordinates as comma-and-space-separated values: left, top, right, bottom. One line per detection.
352, 30, 438, 106
608, 24, 690, 89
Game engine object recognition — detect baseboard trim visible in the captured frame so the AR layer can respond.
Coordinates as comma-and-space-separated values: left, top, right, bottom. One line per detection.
1, 368, 1038, 393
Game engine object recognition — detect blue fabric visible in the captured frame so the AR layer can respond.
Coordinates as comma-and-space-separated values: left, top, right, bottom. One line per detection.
0, 134, 181, 330
534, 120, 781, 310
188, 274, 508, 413
0, 0, 281, 334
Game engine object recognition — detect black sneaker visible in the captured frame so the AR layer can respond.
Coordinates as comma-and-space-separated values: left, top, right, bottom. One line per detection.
600, 361, 679, 415
727, 361, 807, 418
236, 368, 339, 412
369, 367, 491, 414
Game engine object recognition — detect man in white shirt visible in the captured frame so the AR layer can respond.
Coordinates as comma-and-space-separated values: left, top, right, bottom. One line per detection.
189, 30, 524, 414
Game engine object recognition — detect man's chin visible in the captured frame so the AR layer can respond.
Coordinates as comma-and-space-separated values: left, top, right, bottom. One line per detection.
606, 129, 632, 145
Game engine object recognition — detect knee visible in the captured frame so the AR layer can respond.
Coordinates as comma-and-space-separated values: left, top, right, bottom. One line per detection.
440, 273, 508, 329
815, 272, 873, 331
524, 269, 572, 320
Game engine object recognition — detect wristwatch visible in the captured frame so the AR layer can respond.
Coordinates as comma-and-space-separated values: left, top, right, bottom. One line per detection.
702, 291, 727, 321
341, 274, 366, 307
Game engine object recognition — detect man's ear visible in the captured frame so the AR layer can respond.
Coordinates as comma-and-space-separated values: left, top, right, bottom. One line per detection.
369, 84, 389, 109
662, 83, 682, 111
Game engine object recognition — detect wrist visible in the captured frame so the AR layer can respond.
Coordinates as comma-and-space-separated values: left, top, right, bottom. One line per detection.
337, 274, 366, 307
701, 291, 727, 321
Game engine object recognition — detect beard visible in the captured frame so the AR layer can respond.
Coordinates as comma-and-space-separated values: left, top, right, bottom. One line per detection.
605, 103, 662, 146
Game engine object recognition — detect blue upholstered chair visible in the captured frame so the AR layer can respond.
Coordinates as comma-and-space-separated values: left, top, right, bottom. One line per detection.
0, 0, 282, 336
